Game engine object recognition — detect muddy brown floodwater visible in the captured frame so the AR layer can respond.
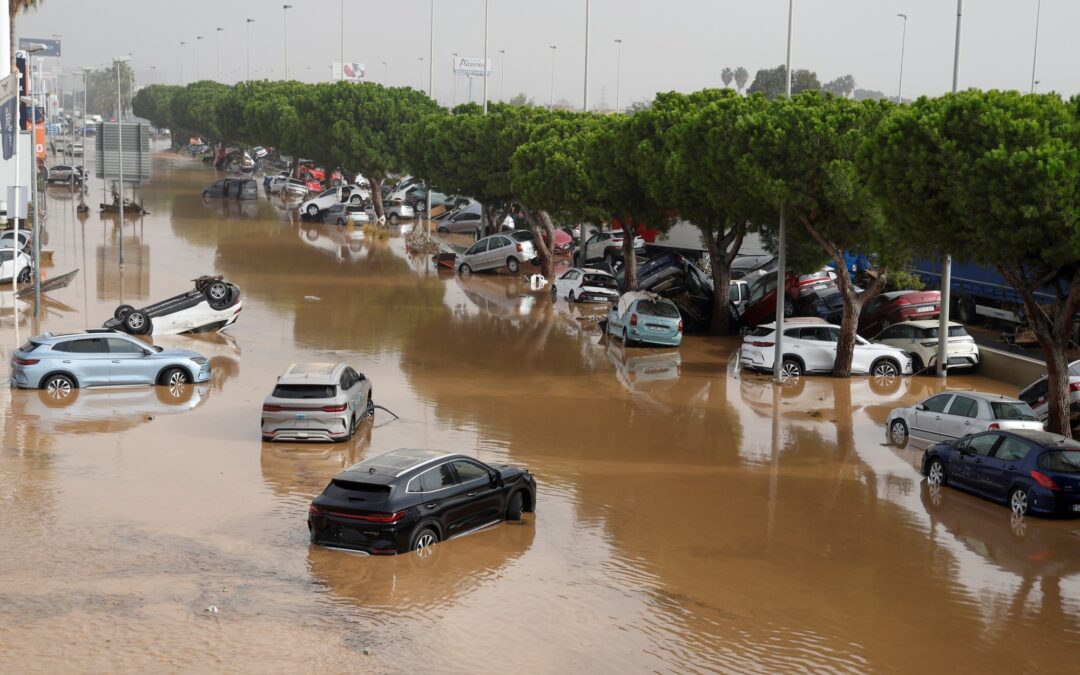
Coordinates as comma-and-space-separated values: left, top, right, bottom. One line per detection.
3, 148, 1080, 672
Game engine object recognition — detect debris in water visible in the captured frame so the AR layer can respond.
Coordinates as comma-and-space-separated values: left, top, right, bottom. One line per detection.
362, 648, 372, 656
206, 605, 219, 613
304, 296, 321, 302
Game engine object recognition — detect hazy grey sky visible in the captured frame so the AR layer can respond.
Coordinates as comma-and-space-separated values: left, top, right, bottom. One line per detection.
18, 0, 1078, 107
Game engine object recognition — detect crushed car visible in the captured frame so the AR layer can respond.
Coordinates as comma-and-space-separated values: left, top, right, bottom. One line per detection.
104, 276, 242, 336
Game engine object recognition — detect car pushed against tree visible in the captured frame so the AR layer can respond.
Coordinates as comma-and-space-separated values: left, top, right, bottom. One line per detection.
740, 319, 912, 380
607, 292, 683, 348
308, 448, 536, 555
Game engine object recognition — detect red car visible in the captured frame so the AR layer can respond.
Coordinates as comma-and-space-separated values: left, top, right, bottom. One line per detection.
738, 268, 835, 327
859, 290, 941, 335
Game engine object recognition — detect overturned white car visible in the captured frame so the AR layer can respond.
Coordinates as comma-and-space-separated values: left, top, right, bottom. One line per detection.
104, 276, 242, 336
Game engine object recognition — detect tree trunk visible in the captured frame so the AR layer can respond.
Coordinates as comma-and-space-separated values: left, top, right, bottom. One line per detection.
831, 264, 888, 377
621, 223, 637, 290
1043, 343, 1072, 438
370, 176, 385, 220
701, 224, 745, 335
519, 204, 555, 280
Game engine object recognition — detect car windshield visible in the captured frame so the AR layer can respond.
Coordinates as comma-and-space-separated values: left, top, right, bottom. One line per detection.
510, 231, 533, 242
1069, 361, 1080, 377
1040, 450, 1080, 473
637, 300, 679, 318
272, 384, 337, 399
583, 274, 617, 289
747, 326, 774, 337
990, 401, 1037, 421
920, 325, 970, 338
0, 250, 15, 262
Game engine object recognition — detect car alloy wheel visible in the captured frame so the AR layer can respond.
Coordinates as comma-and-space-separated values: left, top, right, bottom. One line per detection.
506, 257, 520, 274
890, 419, 909, 447
17, 267, 31, 283
124, 311, 148, 334
207, 281, 229, 302
872, 359, 899, 379
1010, 488, 1030, 516
412, 528, 438, 555
780, 358, 802, 381
550, 285, 557, 300
459, 263, 472, 276
44, 375, 74, 399
927, 459, 945, 486
164, 368, 189, 387
388, 213, 399, 226
307, 204, 319, 217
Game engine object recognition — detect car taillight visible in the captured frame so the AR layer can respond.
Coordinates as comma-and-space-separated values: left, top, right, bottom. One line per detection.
13, 357, 38, 366
987, 423, 1000, 430
327, 510, 406, 523
630, 313, 638, 326
322, 403, 348, 413
1031, 470, 1060, 491
677, 320, 683, 333
750, 341, 774, 347
516, 243, 523, 252
308, 504, 322, 516
1070, 382, 1080, 392
392, 199, 402, 206
262, 404, 282, 412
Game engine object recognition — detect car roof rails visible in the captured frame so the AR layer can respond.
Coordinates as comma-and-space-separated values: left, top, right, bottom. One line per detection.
83, 327, 118, 333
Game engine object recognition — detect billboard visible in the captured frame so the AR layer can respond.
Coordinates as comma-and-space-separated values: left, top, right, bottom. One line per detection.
332, 62, 365, 82
18, 38, 61, 57
453, 57, 491, 77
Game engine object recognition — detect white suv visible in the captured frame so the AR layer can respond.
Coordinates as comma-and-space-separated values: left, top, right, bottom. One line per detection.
740, 319, 913, 379
1018, 360, 1080, 426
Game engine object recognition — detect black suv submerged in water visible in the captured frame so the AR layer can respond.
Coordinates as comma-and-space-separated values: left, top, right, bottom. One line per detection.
308, 448, 536, 554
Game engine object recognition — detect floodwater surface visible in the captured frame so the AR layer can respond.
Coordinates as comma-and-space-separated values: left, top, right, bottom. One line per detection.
2, 149, 1080, 672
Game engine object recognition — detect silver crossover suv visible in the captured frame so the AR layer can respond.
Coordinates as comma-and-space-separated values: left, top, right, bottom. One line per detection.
261, 362, 373, 442
9, 329, 211, 396
458, 232, 538, 275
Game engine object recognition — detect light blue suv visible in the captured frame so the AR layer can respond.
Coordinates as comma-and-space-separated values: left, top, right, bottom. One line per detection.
606, 292, 684, 348
10, 329, 211, 396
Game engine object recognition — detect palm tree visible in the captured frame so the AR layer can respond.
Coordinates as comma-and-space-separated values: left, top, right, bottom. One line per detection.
733, 66, 749, 94
10, 0, 42, 73
721, 67, 733, 88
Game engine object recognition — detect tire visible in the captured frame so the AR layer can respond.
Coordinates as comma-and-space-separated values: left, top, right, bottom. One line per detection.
16, 267, 31, 283
205, 281, 230, 309
159, 367, 189, 387
911, 354, 925, 374
605, 251, 617, 269
550, 285, 558, 301
568, 290, 576, 303
410, 526, 439, 553
927, 458, 947, 486
123, 310, 150, 335
956, 297, 977, 325
202, 191, 212, 200
871, 358, 900, 379
506, 491, 524, 521
506, 257, 520, 274
889, 419, 909, 448
114, 304, 135, 320
458, 263, 472, 275
783, 297, 795, 318
623, 327, 636, 348
40, 373, 76, 401
366, 397, 375, 417
336, 217, 345, 226
349, 194, 362, 204
1009, 487, 1030, 516
388, 212, 399, 226
780, 357, 802, 381
306, 204, 319, 217
437, 226, 449, 234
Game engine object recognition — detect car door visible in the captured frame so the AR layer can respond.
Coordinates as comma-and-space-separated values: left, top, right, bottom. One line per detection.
486, 236, 509, 269
983, 436, 1032, 501
911, 393, 954, 442
463, 238, 489, 268
940, 394, 979, 440
1019, 378, 1050, 422
794, 326, 837, 372
62, 338, 113, 386
417, 461, 478, 537
106, 337, 152, 384
952, 433, 1003, 495
449, 458, 503, 529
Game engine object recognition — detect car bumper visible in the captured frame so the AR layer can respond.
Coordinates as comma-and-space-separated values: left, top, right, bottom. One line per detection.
627, 325, 682, 347
1028, 486, 1080, 517
308, 513, 411, 554
262, 411, 351, 442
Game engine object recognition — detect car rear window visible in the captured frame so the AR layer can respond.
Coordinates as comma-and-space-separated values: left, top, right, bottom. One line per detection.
990, 402, 1037, 421
0, 250, 15, 262
583, 274, 617, 289
325, 479, 391, 502
637, 300, 679, 318
919, 325, 970, 339
510, 231, 533, 242
18, 340, 38, 352
747, 326, 774, 337
272, 384, 337, 399
1040, 450, 1080, 474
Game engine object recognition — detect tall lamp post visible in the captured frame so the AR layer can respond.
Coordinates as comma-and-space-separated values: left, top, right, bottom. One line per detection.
451, 52, 459, 107
114, 55, 130, 266
246, 19, 255, 81
215, 27, 223, 81
282, 5, 293, 79
548, 45, 557, 108
936, 0, 963, 378
23, 43, 45, 317
582, 0, 590, 112
426, 0, 434, 233
339, 0, 344, 81
498, 49, 506, 101
179, 41, 186, 85
382, 60, 388, 84
195, 36, 203, 81
614, 38, 623, 113
1030, 0, 1042, 93
482, 0, 490, 113
896, 14, 907, 103
772, 0, 794, 384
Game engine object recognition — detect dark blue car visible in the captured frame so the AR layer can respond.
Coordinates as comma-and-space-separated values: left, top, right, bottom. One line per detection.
922, 429, 1080, 517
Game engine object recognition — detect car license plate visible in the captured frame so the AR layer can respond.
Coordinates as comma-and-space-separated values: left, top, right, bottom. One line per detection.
296, 413, 306, 420
917, 306, 934, 312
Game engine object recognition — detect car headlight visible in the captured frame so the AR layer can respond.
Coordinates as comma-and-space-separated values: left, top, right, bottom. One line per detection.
191, 357, 208, 365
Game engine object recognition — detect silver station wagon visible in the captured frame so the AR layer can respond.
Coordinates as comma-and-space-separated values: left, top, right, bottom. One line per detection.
457, 232, 538, 275
261, 362, 373, 442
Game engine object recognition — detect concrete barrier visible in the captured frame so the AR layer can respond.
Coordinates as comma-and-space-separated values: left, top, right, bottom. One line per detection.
977, 347, 1045, 388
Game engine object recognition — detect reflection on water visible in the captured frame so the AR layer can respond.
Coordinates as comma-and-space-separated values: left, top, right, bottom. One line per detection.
3, 151, 1080, 671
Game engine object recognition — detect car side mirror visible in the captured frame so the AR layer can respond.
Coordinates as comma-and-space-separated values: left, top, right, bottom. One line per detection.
489, 470, 502, 487
142, 349, 152, 356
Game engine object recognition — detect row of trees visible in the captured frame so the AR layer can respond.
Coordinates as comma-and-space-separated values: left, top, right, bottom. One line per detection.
133, 80, 1080, 436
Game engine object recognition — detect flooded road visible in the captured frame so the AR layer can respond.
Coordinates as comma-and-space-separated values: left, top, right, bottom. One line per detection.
3, 148, 1080, 672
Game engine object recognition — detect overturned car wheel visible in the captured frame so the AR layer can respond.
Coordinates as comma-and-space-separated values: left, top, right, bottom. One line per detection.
114, 304, 135, 321
123, 310, 151, 335
205, 281, 231, 309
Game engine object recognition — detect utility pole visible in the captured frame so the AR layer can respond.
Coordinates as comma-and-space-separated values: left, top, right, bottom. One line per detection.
772, 0, 793, 384
216, 27, 223, 81
1030, 0, 1042, 93
482, 0, 490, 113
937, 0, 963, 378
548, 45, 557, 108
582, 0, 590, 112
498, 49, 506, 101
246, 19, 254, 81
282, 5, 293, 79
896, 14, 907, 104
115, 56, 129, 266
614, 38, 623, 113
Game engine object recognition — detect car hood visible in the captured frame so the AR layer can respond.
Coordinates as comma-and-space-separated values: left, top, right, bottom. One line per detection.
581, 284, 618, 295
156, 348, 206, 360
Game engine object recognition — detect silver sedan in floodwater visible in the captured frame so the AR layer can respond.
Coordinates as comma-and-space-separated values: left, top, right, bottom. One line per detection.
261, 362, 373, 442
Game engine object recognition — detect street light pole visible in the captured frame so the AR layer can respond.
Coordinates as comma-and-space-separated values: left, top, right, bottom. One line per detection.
179, 41, 185, 85
196, 36, 203, 81
115, 56, 129, 266
938, 0, 963, 378
1030, 0, 1042, 93
614, 38, 622, 113
582, 0, 590, 112
498, 49, 506, 101
24, 43, 45, 317
216, 27, 223, 81
482, 0, 490, 114
548, 45, 557, 108
246, 19, 254, 81
282, 5, 293, 80
382, 60, 388, 84
451, 52, 458, 107
896, 14, 907, 104
772, 0, 793, 384
340, 0, 344, 81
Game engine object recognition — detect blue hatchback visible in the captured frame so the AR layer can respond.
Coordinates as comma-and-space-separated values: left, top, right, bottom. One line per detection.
10, 330, 211, 397
606, 292, 683, 348
922, 429, 1080, 517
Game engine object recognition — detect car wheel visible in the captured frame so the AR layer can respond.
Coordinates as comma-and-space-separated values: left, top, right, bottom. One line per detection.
871, 358, 900, 379
889, 419, 909, 448
437, 225, 449, 234
202, 191, 212, 200
623, 327, 636, 348
568, 290, 576, 303
1010, 487, 1030, 516
911, 354, 925, 374
366, 398, 375, 417
16, 267, 31, 283
123, 310, 150, 335
458, 263, 472, 275
506, 257, 520, 274
41, 373, 75, 399
783, 297, 795, 318
927, 458, 946, 486
336, 217, 345, 226
506, 491, 524, 521
410, 526, 439, 554
205, 281, 230, 309
114, 304, 135, 320
780, 357, 802, 381
388, 213, 399, 226
957, 297, 977, 325
160, 367, 189, 387
306, 204, 319, 217
550, 285, 558, 301
350, 194, 362, 204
